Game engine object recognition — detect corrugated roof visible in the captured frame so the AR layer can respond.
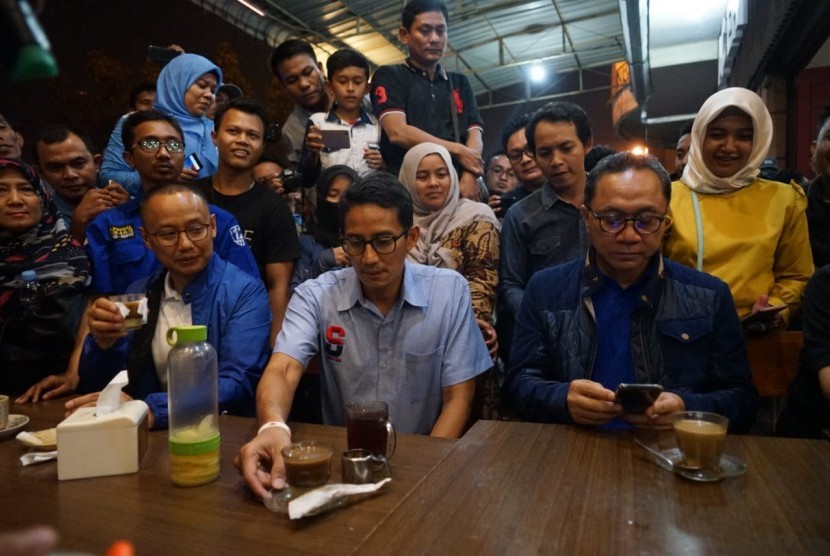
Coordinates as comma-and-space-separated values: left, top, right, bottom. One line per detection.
254, 0, 625, 95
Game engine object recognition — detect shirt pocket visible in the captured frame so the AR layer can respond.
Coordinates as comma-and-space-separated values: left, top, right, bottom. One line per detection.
657, 317, 713, 387
529, 235, 561, 266
112, 239, 146, 266
402, 346, 443, 404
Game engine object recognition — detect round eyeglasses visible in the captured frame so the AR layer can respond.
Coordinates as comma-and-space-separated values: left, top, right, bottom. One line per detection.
586, 208, 669, 235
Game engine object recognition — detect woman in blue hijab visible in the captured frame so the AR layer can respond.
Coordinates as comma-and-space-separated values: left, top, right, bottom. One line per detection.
100, 53, 223, 195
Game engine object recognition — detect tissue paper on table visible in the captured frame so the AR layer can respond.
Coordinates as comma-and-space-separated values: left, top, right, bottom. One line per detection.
20, 451, 57, 466
288, 479, 392, 519
96, 370, 129, 416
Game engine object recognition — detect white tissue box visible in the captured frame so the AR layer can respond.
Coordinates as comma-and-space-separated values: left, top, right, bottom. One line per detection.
57, 400, 150, 481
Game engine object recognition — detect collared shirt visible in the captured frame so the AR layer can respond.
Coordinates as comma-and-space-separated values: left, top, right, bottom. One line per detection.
275, 261, 492, 434
371, 59, 483, 175
281, 105, 313, 166
306, 107, 380, 177
499, 184, 590, 316
85, 197, 258, 294
151, 272, 192, 387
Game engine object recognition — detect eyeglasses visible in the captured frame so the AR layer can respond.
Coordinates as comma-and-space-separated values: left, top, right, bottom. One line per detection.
488, 167, 515, 178
585, 207, 668, 235
506, 149, 532, 163
146, 223, 211, 246
342, 229, 408, 256
132, 137, 185, 154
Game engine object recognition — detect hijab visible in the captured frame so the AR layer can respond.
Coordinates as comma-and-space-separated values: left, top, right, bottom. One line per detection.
399, 143, 500, 268
314, 165, 358, 248
0, 159, 89, 320
154, 53, 223, 178
682, 87, 773, 194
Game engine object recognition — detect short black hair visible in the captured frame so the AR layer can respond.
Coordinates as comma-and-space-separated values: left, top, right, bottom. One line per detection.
584, 152, 671, 207
140, 182, 208, 223
583, 144, 616, 172
270, 39, 318, 80
339, 172, 414, 233
500, 113, 531, 151
402, 0, 448, 29
255, 152, 286, 168
526, 101, 592, 154
121, 109, 184, 151
678, 121, 693, 137
326, 48, 370, 80
34, 124, 97, 165
213, 98, 268, 132
128, 83, 156, 110
485, 151, 508, 173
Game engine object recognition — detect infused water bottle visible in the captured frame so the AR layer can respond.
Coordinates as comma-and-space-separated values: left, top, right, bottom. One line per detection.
166, 325, 220, 487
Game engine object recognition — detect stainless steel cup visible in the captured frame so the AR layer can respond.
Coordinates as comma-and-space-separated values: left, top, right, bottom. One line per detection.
340, 449, 391, 484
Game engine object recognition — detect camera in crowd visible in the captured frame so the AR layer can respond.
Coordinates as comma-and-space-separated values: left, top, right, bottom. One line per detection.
280, 168, 304, 193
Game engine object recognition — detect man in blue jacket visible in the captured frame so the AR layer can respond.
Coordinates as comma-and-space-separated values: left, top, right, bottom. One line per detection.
505, 152, 758, 433
70, 184, 271, 429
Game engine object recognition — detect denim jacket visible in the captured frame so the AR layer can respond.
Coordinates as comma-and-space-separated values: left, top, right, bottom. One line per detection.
498, 185, 589, 316
506, 251, 758, 433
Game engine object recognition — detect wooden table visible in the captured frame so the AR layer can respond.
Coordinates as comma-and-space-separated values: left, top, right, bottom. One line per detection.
0, 401, 455, 555
359, 420, 830, 555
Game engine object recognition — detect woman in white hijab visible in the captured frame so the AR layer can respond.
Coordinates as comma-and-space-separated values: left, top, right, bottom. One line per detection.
663, 87, 813, 326
399, 142, 500, 355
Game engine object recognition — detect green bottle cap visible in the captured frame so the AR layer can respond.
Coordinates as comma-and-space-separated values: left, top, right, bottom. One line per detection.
10, 45, 59, 82
166, 325, 207, 346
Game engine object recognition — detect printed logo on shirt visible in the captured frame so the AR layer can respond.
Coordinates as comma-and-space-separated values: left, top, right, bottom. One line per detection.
324, 325, 346, 361
108, 224, 135, 240
374, 85, 388, 105
453, 88, 464, 114
229, 224, 246, 247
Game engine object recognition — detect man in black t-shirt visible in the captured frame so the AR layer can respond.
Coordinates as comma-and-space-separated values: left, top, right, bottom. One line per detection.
371, 0, 484, 199
195, 99, 299, 347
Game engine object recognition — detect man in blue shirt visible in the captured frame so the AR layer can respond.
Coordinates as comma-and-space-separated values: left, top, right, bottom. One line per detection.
236, 173, 492, 499
85, 109, 258, 295
505, 153, 758, 433
70, 184, 271, 429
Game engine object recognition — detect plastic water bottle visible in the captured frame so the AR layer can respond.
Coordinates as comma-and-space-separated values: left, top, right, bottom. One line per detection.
20, 269, 41, 313
166, 325, 220, 487
0, 0, 59, 82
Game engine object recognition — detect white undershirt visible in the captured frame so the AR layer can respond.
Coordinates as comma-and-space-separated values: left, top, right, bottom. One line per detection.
151, 273, 193, 388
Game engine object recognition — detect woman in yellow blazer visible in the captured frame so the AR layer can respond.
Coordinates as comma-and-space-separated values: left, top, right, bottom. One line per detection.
663, 87, 813, 325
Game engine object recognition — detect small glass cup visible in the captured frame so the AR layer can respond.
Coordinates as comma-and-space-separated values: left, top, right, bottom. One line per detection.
266, 441, 333, 514
672, 411, 728, 476
109, 293, 147, 330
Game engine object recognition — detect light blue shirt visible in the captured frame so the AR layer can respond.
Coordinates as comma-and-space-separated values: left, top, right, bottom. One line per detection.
276, 261, 492, 434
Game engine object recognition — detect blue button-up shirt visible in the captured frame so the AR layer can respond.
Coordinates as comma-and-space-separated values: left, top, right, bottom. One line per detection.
276, 261, 492, 434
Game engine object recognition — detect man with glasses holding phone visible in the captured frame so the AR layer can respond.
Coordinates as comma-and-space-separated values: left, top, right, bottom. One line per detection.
85, 109, 258, 296
505, 153, 757, 433
236, 173, 492, 499
73, 183, 270, 429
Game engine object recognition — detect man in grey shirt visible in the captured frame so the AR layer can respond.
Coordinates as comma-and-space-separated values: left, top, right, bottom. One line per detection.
499, 101, 594, 318
269, 39, 331, 166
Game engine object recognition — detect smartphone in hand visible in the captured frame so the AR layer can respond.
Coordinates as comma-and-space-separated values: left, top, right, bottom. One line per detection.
615, 383, 663, 413
186, 153, 203, 172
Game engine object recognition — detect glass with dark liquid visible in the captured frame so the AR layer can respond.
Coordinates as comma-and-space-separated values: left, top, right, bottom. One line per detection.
346, 401, 396, 458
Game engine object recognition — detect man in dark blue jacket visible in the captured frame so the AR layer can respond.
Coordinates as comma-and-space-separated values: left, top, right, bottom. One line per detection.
505, 152, 758, 433
72, 184, 271, 429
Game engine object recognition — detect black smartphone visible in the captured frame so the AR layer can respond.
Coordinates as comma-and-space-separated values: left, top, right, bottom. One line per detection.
186, 153, 203, 172
321, 129, 350, 150
615, 383, 663, 413
498, 195, 516, 217
147, 45, 181, 65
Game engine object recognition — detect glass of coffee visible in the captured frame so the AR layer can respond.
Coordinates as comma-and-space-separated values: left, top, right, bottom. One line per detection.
281, 441, 333, 488
109, 293, 147, 330
346, 401, 396, 458
672, 411, 728, 478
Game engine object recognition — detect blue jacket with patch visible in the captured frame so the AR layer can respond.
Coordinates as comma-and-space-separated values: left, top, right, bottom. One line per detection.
85, 197, 258, 294
78, 253, 271, 429
506, 252, 758, 433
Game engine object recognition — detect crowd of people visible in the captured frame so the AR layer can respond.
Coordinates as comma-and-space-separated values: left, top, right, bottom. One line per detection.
1, 0, 828, 500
